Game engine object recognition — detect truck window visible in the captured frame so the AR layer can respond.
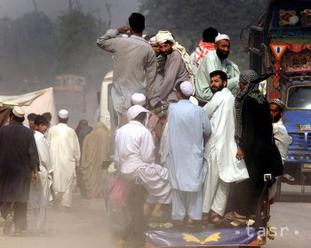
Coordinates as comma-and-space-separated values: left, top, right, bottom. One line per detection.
287, 86, 311, 109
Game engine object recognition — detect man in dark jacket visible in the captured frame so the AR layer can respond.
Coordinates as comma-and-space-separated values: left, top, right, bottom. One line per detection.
229, 70, 283, 220
0, 106, 39, 235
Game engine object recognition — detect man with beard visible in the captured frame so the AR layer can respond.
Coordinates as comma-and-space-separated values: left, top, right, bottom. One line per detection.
148, 31, 193, 109
269, 99, 292, 164
202, 70, 249, 224
195, 34, 240, 105
269, 99, 293, 187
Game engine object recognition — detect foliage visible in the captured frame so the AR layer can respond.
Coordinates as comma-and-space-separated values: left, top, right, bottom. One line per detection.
0, 3, 110, 93
139, 0, 269, 69
0, 11, 56, 90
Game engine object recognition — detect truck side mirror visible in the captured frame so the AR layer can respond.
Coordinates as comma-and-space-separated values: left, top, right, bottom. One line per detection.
248, 25, 264, 56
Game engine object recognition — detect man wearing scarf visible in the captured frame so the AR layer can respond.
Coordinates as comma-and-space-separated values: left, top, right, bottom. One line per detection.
190, 27, 218, 74
195, 34, 240, 106
148, 31, 193, 109
230, 70, 283, 221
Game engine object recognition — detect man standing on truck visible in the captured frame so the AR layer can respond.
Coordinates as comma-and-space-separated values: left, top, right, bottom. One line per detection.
148, 31, 193, 109
202, 71, 249, 224
190, 27, 218, 75
195, 34, 240, 106
270, 99, 292, 164
97, 13, 157, 132
269, 99, 294, 185
230, 70, 283, 221
167, 81, 211, 223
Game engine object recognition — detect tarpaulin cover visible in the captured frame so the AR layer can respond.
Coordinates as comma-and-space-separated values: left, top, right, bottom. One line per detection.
0, 107, 11, 127
145, 227, 263, 247
0, 87, 57, 126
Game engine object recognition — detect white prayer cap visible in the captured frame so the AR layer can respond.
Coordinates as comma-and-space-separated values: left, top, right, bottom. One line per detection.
127, 105, 149, 121
156, 30, 175, 44
58, 109, 69, 119
131, 93, 146, 106
12, 106, 25, 118
149, 36, 157, 45
180, 81, 194, 97
215, 33, 230, 43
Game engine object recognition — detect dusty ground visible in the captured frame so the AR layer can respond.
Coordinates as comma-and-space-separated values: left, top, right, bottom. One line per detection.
0, 196, 115, 248
266, 184, 311, 247
1, 184, 311, 248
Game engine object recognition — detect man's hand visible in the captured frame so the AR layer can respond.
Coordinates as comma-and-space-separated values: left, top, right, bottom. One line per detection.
117, 26, 130, 34
236, 146, 244, 160
32, 171, 39, 184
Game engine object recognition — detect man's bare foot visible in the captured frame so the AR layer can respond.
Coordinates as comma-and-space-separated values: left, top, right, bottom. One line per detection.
151, 203, 165, 217
143, 203, 155, 216
210, 211, 223, 225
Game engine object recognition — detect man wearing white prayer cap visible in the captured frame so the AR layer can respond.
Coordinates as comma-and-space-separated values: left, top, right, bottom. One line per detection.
115, 104, 171, 217
165, 81, 211, 222
48, 109, 80, 209
195, 33, 240, 105
58, 109, 69, 119
180, 81, 194, 97
131, 93, 146, 106
12, 106, 25, 118
214, 33, 230, 43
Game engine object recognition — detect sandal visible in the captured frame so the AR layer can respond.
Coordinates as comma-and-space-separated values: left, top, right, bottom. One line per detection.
225, 212, 246, 222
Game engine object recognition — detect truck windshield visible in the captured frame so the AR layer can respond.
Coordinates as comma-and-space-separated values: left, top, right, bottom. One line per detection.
287, 86, 311, 109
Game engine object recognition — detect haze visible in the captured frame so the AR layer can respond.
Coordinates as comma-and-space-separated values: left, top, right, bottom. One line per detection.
0, 0, 139, 26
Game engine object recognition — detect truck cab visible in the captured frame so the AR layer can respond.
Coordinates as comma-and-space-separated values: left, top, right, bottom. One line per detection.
247, 0, 311, 193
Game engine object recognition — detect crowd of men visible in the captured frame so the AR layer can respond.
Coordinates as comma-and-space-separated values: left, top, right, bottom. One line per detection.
0, 109, 111, 235
97, 12, 290, 228
0, 11, 292, 239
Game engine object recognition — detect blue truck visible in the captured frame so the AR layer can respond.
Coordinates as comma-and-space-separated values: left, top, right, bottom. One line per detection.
248, 0, 311, 195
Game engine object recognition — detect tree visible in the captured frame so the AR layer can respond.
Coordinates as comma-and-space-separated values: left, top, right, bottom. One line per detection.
0, 11, 56, 91
0, 1, 112, 93
139, 0, 269, 69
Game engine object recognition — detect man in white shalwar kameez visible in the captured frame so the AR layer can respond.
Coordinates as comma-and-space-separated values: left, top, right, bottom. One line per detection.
29, 115, 53, 230
114, 105, 171, 215
269, 99, 292, 164
167, 81, 211, 222
202, 70, 248, 222
269, 99, 292, 198
48, 109, 80, 208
